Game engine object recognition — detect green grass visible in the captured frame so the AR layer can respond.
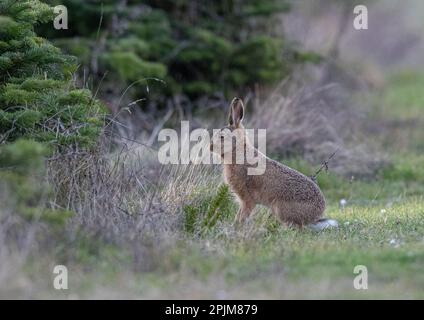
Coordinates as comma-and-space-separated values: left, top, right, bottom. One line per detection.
32, 195, 422, 299
365, 72, 424, 153
375, 72, 424, 120
282, 156, 424, 202
7, 161, 424, 299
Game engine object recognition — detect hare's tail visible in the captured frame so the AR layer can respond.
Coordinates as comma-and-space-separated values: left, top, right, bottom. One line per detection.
307, 218, 339, 231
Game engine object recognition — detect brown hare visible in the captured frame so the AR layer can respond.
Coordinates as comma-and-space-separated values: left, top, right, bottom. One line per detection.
210, 97, 338, 230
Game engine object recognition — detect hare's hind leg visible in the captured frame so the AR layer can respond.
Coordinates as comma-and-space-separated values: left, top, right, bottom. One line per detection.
235, 200, 255, 223
273, 202, 321, 227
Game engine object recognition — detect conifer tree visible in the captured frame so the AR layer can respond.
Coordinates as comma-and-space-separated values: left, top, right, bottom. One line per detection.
0, 0, 105, 223
0, 0, 105, 148
40, 0, 314, 108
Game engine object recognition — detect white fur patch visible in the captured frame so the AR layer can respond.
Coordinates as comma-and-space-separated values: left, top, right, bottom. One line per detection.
307, 219, 339, 231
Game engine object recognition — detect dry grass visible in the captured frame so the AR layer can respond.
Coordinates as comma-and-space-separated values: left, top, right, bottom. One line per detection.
249, 79, 386, 177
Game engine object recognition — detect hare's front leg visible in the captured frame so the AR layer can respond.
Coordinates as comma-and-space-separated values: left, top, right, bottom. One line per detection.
235, 200, 255, 223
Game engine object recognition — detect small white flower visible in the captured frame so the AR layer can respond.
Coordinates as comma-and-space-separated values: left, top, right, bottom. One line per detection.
380, 209, 386, 214
389, 238, 400, 248
340, 199, 347, 208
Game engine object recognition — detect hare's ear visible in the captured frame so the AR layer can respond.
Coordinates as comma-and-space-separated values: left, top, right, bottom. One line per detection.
228, 97, 244, 127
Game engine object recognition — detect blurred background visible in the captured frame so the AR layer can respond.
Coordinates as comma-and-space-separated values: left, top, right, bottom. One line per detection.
1, 0, 423, 299
35, 0, 424, 175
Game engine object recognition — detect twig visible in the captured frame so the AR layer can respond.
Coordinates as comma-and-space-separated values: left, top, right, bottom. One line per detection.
0, 127, 16, 144
144, 165, 165, 212
104, 131, 159, 151
310, 148, 340, 182
96, 2, 104, 42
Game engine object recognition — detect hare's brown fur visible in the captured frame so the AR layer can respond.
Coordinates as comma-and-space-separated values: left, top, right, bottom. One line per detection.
211, 98, 325, 227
